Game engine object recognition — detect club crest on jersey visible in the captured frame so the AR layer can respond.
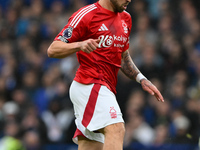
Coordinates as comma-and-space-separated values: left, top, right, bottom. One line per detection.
121, 20, 128, 34
109, 107, 117, 119
63, 26, 73, 39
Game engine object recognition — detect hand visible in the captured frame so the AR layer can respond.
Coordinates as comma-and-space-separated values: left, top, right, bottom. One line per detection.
140, 79, 164, 102
79, 39, 100, 53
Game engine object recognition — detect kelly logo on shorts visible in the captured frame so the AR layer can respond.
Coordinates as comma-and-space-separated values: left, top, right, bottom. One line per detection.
109, 107, 117, 119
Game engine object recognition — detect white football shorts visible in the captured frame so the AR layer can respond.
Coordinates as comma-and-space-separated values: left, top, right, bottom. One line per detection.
69, 80, 124, 144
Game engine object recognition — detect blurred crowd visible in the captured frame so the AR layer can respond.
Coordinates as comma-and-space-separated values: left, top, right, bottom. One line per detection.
0, 0, 200, 149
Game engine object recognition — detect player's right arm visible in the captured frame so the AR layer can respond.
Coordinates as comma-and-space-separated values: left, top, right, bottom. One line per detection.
48, 4, 99, 58
47, 39, 99, 59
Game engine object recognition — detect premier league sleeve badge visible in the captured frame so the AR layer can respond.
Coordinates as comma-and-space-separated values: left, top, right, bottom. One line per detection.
58, 26, 73, 43
63, 26, 73, 39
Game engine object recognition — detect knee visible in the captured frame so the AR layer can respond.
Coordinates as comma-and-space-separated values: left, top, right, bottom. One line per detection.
103, 123, 125, 137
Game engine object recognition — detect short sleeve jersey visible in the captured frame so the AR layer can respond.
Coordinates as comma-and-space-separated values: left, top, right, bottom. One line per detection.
54, 2, 132, 94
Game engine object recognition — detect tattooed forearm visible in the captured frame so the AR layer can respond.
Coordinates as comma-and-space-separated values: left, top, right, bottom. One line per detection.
120, 50, 140, 80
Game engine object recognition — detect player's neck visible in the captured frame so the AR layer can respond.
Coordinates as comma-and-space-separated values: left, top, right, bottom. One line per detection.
98, 0, 115, 12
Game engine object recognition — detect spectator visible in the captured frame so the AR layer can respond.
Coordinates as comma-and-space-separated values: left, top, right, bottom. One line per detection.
23, 130, 42, 150
0, 121, 25, 150
41, 99, 74, 143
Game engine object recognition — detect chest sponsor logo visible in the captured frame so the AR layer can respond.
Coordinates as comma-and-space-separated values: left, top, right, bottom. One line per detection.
98, 35, 128, 48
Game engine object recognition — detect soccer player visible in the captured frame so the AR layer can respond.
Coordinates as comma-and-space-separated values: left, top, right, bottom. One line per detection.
47, 0, 164, 149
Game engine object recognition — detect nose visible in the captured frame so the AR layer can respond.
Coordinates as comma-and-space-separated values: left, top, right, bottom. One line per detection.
127, 0, 131, 2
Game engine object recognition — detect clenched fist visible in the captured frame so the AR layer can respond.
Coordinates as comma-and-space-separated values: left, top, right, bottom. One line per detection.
78, 39, 100, 53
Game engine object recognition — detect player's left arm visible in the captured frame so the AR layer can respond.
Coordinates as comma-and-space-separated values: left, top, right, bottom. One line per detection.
120, 49, 164, 102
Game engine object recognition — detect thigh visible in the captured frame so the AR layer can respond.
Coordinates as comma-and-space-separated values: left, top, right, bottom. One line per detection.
98, 123, 125, 150
78, 136, 103, 150
99, 122, 125, 135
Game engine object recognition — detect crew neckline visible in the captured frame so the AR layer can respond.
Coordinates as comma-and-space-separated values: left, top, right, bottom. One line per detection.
96, 2, 118, 15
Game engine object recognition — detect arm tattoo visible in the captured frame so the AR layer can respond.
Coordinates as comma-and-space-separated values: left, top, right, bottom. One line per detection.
120, 50, 140, 80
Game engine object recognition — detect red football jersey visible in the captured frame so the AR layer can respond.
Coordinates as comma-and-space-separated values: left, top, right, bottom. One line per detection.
54, 2, 132, 94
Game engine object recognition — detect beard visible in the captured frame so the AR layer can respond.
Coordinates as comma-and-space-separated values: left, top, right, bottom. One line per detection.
110, 0, 125, 12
